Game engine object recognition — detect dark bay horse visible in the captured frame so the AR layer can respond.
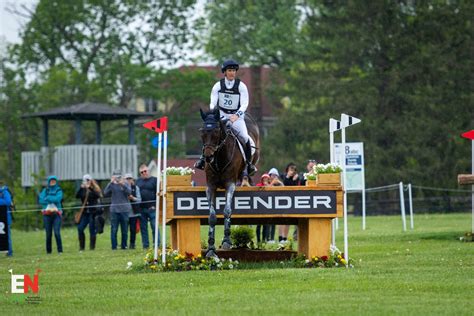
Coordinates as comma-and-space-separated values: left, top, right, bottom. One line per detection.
199, 108, 260, 258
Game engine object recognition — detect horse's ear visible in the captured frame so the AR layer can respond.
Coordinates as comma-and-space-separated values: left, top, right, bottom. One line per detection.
200, 108, 206, 121
213, 108, 220, 121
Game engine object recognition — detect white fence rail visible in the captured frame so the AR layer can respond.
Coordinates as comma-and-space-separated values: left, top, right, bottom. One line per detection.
21, 145, 138, 187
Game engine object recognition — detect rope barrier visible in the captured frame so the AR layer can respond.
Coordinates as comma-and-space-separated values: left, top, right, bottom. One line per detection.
8, 199, 156, 213
365, 183, 399, 192
411, 185, 472, 193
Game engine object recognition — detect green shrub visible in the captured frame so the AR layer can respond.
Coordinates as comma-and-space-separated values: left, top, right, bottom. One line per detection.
230, 226, 255, 249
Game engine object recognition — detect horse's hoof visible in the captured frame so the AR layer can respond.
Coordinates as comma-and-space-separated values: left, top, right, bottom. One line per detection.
205, 249, 218, 259
221, 241, 232, 250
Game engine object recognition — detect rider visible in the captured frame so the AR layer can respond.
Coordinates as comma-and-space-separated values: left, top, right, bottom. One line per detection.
195, 59, 257, 176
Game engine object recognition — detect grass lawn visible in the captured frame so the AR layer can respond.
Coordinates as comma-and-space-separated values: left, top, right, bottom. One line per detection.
1, 213, 473, 315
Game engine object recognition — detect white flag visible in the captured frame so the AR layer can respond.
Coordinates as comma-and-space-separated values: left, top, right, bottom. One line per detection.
341, 113, 361, 128
329, 118, 342, 133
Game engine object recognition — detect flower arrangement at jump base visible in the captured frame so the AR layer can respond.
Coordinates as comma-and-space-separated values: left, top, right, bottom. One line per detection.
165, 166, 195, 175
304, 163, 342, 186
164, 166, 194, 186
304, 163, 343, 180
290, 245, 354, 268
143, 249, 239, 272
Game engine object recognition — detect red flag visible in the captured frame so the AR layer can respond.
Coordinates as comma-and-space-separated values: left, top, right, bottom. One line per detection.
143, 117, 168, 133
461, 130, 474, 140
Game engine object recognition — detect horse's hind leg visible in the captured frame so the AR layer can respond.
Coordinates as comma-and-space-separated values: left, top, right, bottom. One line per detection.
205, 186, 218, 258
221, 182, 236, 250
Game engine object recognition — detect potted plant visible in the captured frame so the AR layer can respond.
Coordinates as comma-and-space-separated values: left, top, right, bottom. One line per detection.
303, 169, 317, 186
165, 166, 194, 187
314, 163, 342, 185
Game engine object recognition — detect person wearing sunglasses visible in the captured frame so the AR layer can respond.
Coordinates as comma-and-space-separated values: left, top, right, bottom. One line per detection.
136, 164, 159, 249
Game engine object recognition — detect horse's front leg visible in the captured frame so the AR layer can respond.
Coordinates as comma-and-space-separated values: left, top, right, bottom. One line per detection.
206, 185, 218, 258
221, 182, 236, 250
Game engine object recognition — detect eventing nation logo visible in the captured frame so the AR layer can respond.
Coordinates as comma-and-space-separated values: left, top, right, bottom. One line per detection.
7, 269, 42, 304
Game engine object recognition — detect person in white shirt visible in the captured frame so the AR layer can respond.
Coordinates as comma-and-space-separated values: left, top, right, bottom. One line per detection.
195, 59, 257, 175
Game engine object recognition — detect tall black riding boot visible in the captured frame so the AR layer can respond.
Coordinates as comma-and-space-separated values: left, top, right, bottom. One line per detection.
194, 155, 205, 170
90, 235, 96, 250
244, 141, 257, 176
79, 234, 85, 251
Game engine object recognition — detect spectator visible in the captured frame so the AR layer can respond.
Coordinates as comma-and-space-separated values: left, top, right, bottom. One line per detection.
267, 168, 283, 244
268, 168, 281, 182
239, 170, 253, 187
300, 159, 316, 186
280, 163, 301, 243
125, 173, 141, 249
256, 174, 271, 244
0, 180, 13, 256
76, 174, 102, 251
104, 170, 131, 250
39, 176, 64, 254
136, 164, 159, 249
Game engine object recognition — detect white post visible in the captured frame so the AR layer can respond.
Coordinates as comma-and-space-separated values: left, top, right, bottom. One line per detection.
362, 188, 366, 230
341, 126, 349, 264
408, 183, 414, 230
153, 133, 162, 262
399, 181, 407, 232
361, 143, 366, 230
161, 130, 168, 263
329, 120, 337, 245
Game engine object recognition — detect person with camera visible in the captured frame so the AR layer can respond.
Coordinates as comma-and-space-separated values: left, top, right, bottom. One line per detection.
75, 174, 103, 251
125, 173, 141, 249
104, 170, 131, 250
279, 163, 301, 243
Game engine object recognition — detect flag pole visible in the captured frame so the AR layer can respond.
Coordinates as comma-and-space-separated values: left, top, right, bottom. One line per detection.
341, 124, 349, 265
161, 130, 168, 263
153, 132, 162, 262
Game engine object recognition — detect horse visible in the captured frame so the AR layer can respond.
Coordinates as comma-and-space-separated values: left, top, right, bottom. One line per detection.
199, 108, 260, 258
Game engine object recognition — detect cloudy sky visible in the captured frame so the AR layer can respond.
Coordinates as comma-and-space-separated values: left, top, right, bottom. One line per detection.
0, 0, 38, 43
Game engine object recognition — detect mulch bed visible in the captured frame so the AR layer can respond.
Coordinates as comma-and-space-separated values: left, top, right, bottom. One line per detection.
201, 249, 297, 262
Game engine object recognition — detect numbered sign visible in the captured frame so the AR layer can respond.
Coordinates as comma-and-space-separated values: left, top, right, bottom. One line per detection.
218, 92, 240, 110
334, 142, 365, 191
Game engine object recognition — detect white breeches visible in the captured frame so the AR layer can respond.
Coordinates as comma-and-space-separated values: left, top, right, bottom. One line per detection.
220, 111, 250, 143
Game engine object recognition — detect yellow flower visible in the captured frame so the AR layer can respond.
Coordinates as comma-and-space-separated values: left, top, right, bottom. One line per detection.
167, 263, 171, 267
341, 258, 347, 265
174, 256, 179, 260
338, 255, 342, 259
201, 259, 205, 263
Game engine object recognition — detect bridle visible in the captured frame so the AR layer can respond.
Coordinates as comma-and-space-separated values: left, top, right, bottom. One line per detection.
201, 119, 238, 172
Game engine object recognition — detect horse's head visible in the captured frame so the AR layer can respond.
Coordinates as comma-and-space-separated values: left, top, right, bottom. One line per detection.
199, 108, 224, 162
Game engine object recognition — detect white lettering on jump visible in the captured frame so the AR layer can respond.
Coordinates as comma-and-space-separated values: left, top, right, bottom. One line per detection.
177, 198, 193, 211
275, 196, 291, 209
295, 196, 311, 209
253, 196, 272, 209
216, 197, 226, 209
234, 197, 251, 209
197, 197, 208, 210
313, 196, 332, 208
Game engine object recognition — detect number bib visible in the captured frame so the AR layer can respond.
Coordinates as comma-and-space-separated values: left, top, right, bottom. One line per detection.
218, 92, 240, 111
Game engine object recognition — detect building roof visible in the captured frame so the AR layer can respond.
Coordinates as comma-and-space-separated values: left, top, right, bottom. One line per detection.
22, 102, 155, 121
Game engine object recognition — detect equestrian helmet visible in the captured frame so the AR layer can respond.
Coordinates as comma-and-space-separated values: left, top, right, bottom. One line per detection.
221, 59, 239, 73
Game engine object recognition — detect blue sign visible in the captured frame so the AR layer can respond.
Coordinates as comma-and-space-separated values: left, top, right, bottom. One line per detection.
152, 137, 168, 148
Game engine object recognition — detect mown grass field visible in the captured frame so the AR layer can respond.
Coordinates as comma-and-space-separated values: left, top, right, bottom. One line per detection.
1, 213, 473, 315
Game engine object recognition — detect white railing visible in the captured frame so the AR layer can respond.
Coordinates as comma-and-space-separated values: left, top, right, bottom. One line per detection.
21, 145, 138, 187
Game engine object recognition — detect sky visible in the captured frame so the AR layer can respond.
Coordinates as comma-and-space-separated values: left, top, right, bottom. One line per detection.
0, 0, 38, 44
0, 0, 212, 66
